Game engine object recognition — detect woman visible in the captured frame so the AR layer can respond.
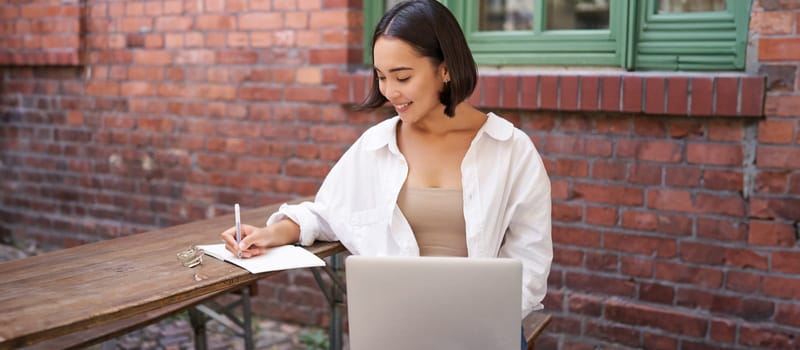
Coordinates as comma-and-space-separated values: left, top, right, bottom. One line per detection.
221, 0, 552, 347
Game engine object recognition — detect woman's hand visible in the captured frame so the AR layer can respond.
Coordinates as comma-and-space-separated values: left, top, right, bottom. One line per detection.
220, 219, 301, 258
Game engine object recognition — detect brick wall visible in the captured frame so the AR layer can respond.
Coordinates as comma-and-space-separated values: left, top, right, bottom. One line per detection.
1, 0, 799, 349
0, 0, 82, 65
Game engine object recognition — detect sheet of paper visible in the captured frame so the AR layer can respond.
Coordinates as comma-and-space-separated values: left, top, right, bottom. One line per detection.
197, 244, 326, 274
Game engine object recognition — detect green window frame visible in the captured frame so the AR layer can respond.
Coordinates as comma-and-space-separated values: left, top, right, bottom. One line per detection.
362, 0, 752, 71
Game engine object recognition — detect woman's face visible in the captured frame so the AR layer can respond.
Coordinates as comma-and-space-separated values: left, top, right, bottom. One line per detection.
373, 36, 448, 124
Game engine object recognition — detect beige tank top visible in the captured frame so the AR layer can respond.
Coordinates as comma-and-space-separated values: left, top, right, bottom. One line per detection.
397, 186, 468, 257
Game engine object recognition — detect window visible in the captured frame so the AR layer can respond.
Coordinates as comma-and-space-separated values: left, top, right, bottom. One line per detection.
363, 0, 752, 71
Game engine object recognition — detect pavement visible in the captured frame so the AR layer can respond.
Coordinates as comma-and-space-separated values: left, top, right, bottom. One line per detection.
1, 240, 347, 350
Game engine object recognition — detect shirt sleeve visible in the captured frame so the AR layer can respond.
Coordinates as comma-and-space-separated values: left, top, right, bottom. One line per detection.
498, 133, 553, 316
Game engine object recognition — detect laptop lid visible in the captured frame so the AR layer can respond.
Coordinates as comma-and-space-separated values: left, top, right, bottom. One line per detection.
345, 256, 522, 350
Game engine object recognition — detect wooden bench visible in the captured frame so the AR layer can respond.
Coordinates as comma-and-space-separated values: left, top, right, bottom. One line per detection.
2, 195, 550, 350
524, 310, 552, 350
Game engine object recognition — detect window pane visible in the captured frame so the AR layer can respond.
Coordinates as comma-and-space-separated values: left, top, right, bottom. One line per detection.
546, 0, 609, 30
479, 0, 534, 31
657, 0, 727, 13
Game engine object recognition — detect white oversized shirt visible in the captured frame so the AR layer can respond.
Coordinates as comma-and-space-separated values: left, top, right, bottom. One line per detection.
267, 112, 553, 315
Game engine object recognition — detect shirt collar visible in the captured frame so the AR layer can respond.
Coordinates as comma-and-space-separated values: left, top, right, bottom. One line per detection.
361, 113, 514, 152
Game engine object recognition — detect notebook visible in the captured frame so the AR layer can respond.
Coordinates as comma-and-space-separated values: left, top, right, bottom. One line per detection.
197, 244, 325, 274
345, 256, 522, 350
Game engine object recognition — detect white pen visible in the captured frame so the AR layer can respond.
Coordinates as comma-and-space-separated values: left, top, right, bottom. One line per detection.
235, 203, 242, 258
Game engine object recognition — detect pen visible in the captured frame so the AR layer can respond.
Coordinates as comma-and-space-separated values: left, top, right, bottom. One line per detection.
235, 203, 242, 258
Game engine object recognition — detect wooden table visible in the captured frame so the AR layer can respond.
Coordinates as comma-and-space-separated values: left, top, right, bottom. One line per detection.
0, 202, 346, 350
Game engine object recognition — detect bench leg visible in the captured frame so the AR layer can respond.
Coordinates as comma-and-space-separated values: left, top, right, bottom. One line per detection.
241, 286, 254, 350
188, 308, 208, 350
328, 254, 345, 350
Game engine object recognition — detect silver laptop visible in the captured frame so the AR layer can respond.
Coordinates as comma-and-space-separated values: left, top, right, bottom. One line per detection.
345, 256, 522, 350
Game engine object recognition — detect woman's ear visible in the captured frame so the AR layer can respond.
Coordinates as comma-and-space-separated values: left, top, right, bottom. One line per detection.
440, 64, 450, 83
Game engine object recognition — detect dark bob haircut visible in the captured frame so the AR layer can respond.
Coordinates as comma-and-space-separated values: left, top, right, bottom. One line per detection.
354, 0, 478, 117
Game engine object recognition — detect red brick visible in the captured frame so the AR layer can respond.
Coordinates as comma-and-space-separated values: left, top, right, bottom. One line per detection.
540, 76, 558, 110
545, 134, 612, 157
286, 87, 331, 102
708, 120, 743, 141
593, 115, 630, 134
695, 193, 746, 216
133, 50, 171, 65
758, 119, 795, 144
642, 332, 678, 350
647, 189, 691, 212
726, 270, 763, 294
579, 75, 598, 111
622, 76, 642, 113
621, 256, 653, 278
552, 226, 601, 248
606, 300, 708, 337
644, 77, 665, 114
759, 38, 800, 61
195, 15, 235, 30
591, 160, 626, 181
585, 321, 641, 347
604, 232, 677, 258
86, 81, 119, 96
617, 139, 682, 162
664, 292, 716, 318
740, 76, 765, 116
773, 251, 800, 274
750, 197, 800, 221
682, 242, 768, 270
601, 76, 621, 111
739, 323, 800, 348
567, 294, 603, 316
709, 318, 737, 344
560, 75, 578, 111
690, 77, 713, 116
550, 180, 569, 200
751, 11, 793, 34
584, 206, 617, 226
309, 48, 356, 64
756, 145, 800, 169
759, 64, 795, 92
559, 115, 591, 132
755, 171, 789, 193
238, 12, 283, 30
629, 163, 662, 185
640, 282, 674, 305
656, 262, 723, 288
665, 77, 688, 115
703, 170, 742, 191
238, 86, 282, 101
520, 75, 538, 109
665, 165, 701, 187
566, 272, 635, 297
501, 75, 519, 109
585, 251, 618, 272
776, 303, 800, 328
763, 275, 800, 299
216, 50, 258, 64
714, 77, 739, 116
573, 183, 643, 206
633, 118, 667, 138
546, 316, 581, 337
310, 125, 360, 144
553, 203, 582, 222
765, 95, 800, 117
553, 247, 583, 267
686, 143, 742, 166
554, 158, 588, 177
748, 220, 797, 247
482, 75, 500, 108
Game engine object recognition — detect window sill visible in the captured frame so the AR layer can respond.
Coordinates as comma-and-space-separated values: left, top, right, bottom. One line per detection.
333, 71, 765, 118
